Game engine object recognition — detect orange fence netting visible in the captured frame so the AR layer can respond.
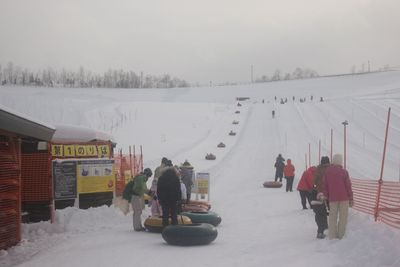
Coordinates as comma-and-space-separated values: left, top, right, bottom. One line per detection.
113, 151, 143, 197
352, 178, 400, 229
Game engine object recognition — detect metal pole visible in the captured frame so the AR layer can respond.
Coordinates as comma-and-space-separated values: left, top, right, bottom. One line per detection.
308, 143, 311, 167
305, 153, 307, 169
342, 121, 348, 170
375, 108, 391, 221
318, 139, 321, 164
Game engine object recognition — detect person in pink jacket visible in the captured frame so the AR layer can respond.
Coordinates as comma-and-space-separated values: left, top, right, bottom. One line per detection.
323, 154, 353, 239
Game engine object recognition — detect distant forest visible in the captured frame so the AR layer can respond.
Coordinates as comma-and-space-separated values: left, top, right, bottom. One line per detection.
0, 62, 190, 88
255, 68, 319, 83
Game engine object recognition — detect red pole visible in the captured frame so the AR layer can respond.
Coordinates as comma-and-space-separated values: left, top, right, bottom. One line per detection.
133, 145, 136, 175
129, 145, 132, 169
374, 108, 391, 221
330, 128, 333, 161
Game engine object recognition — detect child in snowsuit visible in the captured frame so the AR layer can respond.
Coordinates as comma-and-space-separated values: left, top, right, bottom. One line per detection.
312, 156, 330, 239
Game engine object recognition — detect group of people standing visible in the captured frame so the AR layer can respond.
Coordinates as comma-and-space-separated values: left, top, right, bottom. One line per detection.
123, 157, 195, 231
274, 154, 295, 192
274, 153, 353, 240
297, 154, 353, 239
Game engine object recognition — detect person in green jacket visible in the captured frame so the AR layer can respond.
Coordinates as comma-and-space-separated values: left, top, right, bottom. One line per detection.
123, 168, 153, 231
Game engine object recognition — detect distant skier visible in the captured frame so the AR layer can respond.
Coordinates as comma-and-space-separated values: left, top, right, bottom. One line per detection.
274, 154, 285, 182
272, 110, 275, 118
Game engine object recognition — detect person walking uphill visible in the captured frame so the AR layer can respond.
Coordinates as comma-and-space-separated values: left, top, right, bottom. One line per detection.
312, 156, 330, 239
284, 159, 295, 192
157, 167, 182, 227
274, 154, 285, 182
324, 154, 353, 239
297, 166, 316, 209
123, 168, 153, 231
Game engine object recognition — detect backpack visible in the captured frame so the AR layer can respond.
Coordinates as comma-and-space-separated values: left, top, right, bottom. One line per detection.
122, 180, 135, 201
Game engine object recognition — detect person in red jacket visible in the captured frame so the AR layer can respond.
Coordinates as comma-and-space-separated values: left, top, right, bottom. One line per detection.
283, 159, 295, 192
324, 154, 353, 239
297, 166, 316, 209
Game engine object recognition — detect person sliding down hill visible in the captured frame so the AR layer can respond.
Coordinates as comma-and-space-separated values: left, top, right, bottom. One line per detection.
283, 159, 295, 192
272, 110, 275, 118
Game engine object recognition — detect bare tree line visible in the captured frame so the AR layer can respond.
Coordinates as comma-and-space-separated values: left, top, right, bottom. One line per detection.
255, 67, 319, 83
0, 62, 190, 88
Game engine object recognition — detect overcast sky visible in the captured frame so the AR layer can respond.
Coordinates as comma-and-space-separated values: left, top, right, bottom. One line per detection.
1, 0, 400, 84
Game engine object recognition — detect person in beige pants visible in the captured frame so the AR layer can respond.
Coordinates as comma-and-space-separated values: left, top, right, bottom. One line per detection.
328, 201, 350, 239
323, 154, 353, 239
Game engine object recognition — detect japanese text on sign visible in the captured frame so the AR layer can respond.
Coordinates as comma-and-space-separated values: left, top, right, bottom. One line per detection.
51, 144, 110, 158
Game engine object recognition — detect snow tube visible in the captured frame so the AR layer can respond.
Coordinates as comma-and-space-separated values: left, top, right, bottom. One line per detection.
162, 223, 218, 246
205, 153, 216, 160
235, 111, 240, 114
181, 203, 209, 213
228, 131, 236, 136
263, 181, 282, 188
144, 215, 192, 233
188, 200, 211, 210
232, 120, 239, 125
180, 211, 222, 226
217, 142, 226, 148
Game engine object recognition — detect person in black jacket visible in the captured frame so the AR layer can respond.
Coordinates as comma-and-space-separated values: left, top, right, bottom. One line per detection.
274, 154, 285, 182
157, 167, 182, 227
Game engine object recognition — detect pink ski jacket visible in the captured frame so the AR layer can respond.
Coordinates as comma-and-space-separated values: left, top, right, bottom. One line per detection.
323, 165, 353, 202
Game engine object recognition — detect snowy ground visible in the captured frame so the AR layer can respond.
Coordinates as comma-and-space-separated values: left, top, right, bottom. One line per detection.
1, 71, 400, 267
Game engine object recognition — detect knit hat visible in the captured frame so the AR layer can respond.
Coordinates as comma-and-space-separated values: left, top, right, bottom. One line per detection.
332, 154, 343, 166
320, 156, 330, 165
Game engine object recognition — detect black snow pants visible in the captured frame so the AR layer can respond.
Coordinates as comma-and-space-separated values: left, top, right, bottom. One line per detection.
313, 203, 328, 234
161, 201, 178, 227
299, 190, 312, 209
285, 176, 294, 192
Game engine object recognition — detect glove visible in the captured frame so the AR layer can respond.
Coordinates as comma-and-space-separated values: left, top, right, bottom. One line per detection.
349, 200, 354, 207
317, 192, 327, 201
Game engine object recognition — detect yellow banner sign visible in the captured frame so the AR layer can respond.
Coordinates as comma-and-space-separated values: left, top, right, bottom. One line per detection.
77, 159, 115, 194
